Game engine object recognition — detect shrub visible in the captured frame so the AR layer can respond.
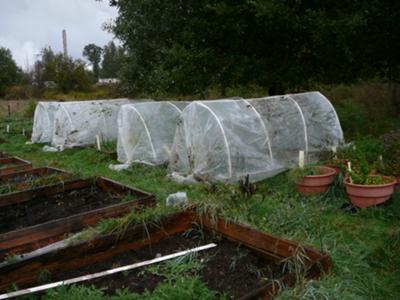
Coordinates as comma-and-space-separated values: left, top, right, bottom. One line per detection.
4, 85, 33, 100
24, 99, 37, 118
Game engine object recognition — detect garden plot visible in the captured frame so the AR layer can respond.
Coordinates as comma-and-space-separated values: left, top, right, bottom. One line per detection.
0, 177, 155, 260
0, 167, 75, 195
0, 156, 32, 176
0, 211, 332, 299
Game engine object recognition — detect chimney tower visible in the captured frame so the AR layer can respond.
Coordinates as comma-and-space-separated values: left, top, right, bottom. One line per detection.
62, 29, 68, 58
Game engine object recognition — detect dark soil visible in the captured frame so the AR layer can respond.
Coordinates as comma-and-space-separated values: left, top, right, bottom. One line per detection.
49, 231, 284, 299
0, 187, 125, 234
0, 173, 40, 185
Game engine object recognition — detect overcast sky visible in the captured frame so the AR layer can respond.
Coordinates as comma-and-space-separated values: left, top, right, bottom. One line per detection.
0, 0, 117, 70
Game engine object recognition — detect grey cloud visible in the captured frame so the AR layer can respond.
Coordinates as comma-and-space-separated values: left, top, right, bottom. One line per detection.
0, 0, 117, 69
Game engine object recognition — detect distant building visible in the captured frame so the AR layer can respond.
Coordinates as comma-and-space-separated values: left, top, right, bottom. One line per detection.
97, 78, 121, 85
44, 81, 57, 89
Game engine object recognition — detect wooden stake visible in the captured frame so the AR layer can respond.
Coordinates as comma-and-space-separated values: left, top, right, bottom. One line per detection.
332, 146, 337, 160
6, 125, 9, 133
299, 150, 304, 168
0, 243, 217, 299
96, 135, 101, 151
347, 162, 353, 183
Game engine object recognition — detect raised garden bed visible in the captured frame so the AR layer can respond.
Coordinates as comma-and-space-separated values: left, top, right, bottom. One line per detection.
0, 157, 32, 176
0, 167, 74, 195
0, 211, 332, 299
0, 177, 155, 260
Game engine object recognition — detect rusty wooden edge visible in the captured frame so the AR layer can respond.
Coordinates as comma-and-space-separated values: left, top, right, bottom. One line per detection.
0, 167, 72, 181
199, 215, 330, 261
0, 196, 156, 259
0, 156, 31, 166
0, 193, 155, 242
0, 178, 94, 207
0, 177, 155, 259
0, 164, 33, 176
0, 210, 331, 299
96, 176, 153, 198
0, 176, 152, 208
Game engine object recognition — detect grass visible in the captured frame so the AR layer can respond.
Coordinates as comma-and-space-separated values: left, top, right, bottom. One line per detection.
0, 115, 399, 299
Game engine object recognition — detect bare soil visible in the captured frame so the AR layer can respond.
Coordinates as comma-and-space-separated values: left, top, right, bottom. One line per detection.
49, 231, 284, 298
0, 187, 127, 234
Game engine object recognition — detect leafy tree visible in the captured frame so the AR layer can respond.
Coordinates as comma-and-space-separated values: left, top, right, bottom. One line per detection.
0, 47, 19, 97
83, 43, 103, 79
105, 0, 399, 101
101, 41, 124, 78
34, 47, 92, 93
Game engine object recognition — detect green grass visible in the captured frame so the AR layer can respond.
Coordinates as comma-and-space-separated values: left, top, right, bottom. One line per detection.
0, 118, 399, 299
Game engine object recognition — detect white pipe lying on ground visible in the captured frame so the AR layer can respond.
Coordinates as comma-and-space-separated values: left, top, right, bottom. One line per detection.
0, 243, 217, 299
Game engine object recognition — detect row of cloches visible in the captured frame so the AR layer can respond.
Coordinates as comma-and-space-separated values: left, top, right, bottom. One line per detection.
31, 99, 148, 150
31, 92, 344, 182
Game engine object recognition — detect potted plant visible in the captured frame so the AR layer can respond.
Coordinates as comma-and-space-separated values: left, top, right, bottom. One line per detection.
379, 141, 400, 188
344, 159, 397, 208
290, 165, 336, 196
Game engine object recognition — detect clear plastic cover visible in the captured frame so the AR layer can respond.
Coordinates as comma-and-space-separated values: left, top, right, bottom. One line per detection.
117, 101, 189, 165
31, 102, 60, 143
51, 99, 137, 150
170, 92, 344, 182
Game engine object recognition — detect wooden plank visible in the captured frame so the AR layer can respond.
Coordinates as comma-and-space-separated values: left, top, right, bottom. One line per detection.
0, 156, 33, 176
0, 212, 194, 292
201, 217, 328, 262
0, 210, 332, 299
0, 243, 218, 299
0, 178, 93, 207
0, 194, 155, 258
0, 167, 70, 182
0, 177, 155, 259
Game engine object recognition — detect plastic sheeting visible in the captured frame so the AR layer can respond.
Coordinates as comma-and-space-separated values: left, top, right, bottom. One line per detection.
169, 92, 344, 182
51, 99, 134, 150
31, 102, 59, 143
117, 101, 189, 165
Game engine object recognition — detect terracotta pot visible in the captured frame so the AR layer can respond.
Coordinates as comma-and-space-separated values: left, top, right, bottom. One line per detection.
327, 159, 347, 175
295, 166, 336, 196
327, 164, 342, 175
344, 176, 397, 208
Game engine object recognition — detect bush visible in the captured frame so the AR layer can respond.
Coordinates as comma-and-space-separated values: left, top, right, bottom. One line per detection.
4, 85, 33, 100
24, 99, 37, 118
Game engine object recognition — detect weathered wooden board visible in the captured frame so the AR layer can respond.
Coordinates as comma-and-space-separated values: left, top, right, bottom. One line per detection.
0, 211, 332, 299
0, 157, 32, 176
0, 167, 71, 191
0, 177, 155, 260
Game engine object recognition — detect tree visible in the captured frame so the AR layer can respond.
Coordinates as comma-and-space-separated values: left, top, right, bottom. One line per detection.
83, 43, 102, 79
106, 0, 400, 98
0, 47, 19, 97
101, 41, 124, 78
33, 46, 92, 93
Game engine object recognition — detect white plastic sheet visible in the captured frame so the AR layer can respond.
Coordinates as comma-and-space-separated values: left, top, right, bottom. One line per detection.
169, 92, 344, 182
31, 102, 59, 143
116, 101, 189, 165
31, 99, 151, 151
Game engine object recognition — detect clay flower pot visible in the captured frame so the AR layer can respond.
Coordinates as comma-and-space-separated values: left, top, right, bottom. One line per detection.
295, 166, 336, 196
344, 176, 397, 208
395, 176, 400, 192
327, 159, 348, 175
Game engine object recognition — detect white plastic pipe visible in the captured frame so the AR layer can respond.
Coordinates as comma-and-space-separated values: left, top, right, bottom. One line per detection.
0, 243, 217, 299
